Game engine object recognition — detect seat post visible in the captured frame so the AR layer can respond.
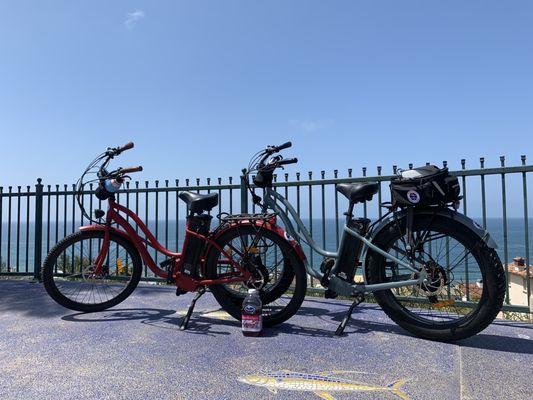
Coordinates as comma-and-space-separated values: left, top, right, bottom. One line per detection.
344, 202, 355, 222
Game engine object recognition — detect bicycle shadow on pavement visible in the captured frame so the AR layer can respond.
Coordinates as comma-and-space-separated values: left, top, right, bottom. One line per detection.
61, 307, 236, 337
457, 334, 533, 355
317, 307, 533, 356
0, 280, 67, 318
60, 304, 532, 354
60, 306, 338, 338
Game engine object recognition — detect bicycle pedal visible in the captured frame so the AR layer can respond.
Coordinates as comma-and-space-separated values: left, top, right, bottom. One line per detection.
176, 287, 188, 297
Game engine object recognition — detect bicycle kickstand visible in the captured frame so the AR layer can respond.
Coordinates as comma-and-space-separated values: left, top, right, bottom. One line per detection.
180, 286, 206, 331
335, 293, 365, 336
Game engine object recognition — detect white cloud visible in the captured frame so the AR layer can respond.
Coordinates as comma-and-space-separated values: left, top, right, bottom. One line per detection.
124, 10, 145, 29
290, 119, 331, 132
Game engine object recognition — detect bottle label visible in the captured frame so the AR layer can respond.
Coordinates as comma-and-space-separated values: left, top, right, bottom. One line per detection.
242, 314, 262, 332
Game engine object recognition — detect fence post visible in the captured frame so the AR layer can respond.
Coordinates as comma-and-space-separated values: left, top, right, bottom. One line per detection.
240, 170, 248, 214
33, 178, 43, 282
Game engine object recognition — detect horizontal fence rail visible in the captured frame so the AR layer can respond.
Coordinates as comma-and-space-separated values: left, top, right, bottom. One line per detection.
0, 156, 531, 314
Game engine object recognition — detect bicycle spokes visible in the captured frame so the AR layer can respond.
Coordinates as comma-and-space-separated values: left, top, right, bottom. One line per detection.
387, 228, 484, 322
52, 235, 136, 305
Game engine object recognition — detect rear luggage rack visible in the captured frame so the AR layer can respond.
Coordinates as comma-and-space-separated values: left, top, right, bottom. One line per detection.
217, 212, 277, 223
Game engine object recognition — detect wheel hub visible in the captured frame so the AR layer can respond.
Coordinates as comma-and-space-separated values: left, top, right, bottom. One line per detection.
244, 255, 270, 289
417, 260, 448, 298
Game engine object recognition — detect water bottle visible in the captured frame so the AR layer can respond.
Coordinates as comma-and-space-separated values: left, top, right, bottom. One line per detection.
242, 289, 262, 336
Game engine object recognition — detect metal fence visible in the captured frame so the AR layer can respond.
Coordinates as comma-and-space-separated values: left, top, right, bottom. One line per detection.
1, 156, 531, 313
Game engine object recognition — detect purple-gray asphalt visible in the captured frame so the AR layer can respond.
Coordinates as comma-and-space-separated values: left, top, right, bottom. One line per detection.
0, 280, 531, 400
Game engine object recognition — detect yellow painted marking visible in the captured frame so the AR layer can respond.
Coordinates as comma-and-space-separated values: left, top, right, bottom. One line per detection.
246, 246, 259, 254
174, 309, 232, 320
314, 392, 336, 400
433, 299, 455, 309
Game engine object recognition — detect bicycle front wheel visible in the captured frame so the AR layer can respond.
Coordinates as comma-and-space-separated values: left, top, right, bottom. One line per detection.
42, 231, 142, 312
366, 213, 506, 341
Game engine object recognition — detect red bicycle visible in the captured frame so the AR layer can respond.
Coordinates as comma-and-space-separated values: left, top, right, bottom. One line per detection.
42, 142, 307, 329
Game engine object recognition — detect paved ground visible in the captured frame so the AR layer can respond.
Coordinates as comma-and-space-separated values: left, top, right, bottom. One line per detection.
0, 280, 531, 400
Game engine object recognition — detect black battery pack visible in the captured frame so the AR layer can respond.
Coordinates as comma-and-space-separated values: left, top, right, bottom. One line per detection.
181, 214, 212, 277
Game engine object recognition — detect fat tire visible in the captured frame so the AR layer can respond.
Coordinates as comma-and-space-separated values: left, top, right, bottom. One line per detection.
42, 231, 142, 312
366, 214, 506, 341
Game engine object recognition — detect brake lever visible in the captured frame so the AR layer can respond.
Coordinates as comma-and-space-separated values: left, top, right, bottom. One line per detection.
105, 148, 117, 158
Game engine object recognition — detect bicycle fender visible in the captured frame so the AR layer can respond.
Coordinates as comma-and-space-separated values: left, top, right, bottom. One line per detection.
369, 208, 498, 249
79, 224, 129, 238
213, 220, 307, 262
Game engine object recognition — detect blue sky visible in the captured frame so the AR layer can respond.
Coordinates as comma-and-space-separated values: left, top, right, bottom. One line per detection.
0, 0, 532, 190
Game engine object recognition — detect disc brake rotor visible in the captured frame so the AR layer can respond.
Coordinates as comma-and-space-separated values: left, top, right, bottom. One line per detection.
412, 260, 448, 300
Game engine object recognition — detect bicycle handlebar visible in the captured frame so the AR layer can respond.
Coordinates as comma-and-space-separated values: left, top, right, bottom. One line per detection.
120, 165, 143, 174
106, 141, 134, 157
117, 141, 134, 153
274, 141, 292, 152
266, 141, 292, 155
278, 157, 298, 166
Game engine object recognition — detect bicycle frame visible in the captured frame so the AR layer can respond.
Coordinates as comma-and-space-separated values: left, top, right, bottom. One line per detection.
80, 198, 251, 291
261, 187, 427, 295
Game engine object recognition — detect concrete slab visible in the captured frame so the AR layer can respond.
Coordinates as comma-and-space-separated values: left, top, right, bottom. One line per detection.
0, 281, 531, 400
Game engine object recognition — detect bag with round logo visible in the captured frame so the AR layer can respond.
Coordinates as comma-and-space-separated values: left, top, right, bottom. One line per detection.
389, 165, 460, 207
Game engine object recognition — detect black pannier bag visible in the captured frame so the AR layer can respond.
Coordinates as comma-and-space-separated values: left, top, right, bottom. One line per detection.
390, 165, 460, 207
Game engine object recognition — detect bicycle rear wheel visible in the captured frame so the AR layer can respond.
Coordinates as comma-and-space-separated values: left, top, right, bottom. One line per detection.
205, 225, 307, 327
366, 213, 505, 341
42, 231, 142, 312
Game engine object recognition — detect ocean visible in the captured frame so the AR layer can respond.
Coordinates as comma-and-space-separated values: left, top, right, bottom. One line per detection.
1, 217, 531, 275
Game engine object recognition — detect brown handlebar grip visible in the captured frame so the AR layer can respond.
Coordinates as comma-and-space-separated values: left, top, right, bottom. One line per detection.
120, 166, 143, 174
118, 142, 134, 153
